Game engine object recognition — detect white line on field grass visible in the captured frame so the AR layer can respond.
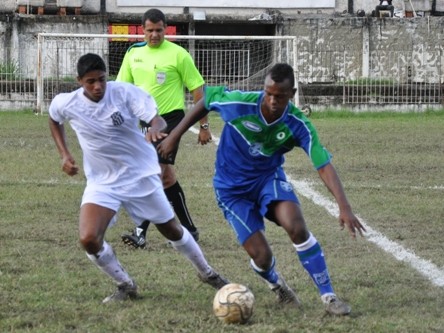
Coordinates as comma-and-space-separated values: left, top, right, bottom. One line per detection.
292, 179, 444, 288
190, 126, 444, 288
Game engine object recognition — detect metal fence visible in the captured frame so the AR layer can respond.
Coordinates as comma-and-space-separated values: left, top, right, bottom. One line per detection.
296, 47, 443, 107
0, 33, 442, 112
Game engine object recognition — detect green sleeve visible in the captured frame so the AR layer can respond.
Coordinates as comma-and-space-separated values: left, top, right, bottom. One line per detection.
179, 51, 205, 92
203, 86, 225, 109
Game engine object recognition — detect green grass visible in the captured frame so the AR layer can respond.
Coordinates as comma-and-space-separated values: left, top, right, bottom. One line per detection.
0, 61, 20, 80
1, 110, 444, 332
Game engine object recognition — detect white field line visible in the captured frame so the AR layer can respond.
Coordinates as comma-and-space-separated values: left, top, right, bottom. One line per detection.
350, 184, 444, 191
189, 126, 444, 287
292, 179, 444, 288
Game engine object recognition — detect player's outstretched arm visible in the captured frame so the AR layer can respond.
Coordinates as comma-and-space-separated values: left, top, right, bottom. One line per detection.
157, 99, 209, 159
48, 117, 79, 176
317, 163, 366, 238
191, 86, 212, 145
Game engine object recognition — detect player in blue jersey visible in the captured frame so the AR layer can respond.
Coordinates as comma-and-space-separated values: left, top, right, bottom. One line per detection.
157, 63, 366, 315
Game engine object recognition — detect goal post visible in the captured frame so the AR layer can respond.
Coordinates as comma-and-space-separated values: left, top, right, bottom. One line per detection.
36, 33, 297, 113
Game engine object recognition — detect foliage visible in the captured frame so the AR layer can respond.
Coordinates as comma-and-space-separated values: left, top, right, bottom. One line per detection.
0, 61, 20, 80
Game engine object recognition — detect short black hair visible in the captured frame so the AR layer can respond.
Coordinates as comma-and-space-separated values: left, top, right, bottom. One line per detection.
267, 63, 295, 88
77, 53, 106, 78
142, 8, 166, 26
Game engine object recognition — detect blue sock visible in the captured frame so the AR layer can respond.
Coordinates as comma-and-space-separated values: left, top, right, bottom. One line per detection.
250, 257, 279, 284
294, 233, 334, 296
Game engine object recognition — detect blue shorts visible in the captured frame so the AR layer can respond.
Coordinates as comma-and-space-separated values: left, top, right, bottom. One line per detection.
214, 169, 299, 245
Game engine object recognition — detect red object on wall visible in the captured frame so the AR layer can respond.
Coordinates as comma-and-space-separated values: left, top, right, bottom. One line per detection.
108, 24, 177, 42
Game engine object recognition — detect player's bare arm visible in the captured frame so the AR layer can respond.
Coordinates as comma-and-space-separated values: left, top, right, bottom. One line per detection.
144, 115, 168, 143
48, 117, 79, 176
158, 99, 210, 158
317, 163, 366, 238
192, 86, 212, 145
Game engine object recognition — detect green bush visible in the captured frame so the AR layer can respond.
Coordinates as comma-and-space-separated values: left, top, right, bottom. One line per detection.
0, 61, 20, 80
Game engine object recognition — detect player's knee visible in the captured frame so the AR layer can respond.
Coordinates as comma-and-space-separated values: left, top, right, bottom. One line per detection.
247, 246, 273, 270
251, 253, 273, 271
289, 226, 310, 245
162, 174, 176, 188
79, 234, 101, 254
161, 165, 176, 188
156, 218, 183, 241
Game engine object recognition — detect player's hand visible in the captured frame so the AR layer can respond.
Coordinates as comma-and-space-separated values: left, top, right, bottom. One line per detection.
61, 155, 79, 176
198, 128, 212, 145
338, 210, 366, 239
145, 128, 168, 143
157, 135, 179, 160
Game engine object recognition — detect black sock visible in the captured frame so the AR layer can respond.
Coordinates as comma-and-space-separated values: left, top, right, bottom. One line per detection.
138, 220, 151, 237
164, 181, 197, 232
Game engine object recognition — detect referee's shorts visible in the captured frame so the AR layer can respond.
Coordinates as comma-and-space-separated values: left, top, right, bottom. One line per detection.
140, 110, 184, 164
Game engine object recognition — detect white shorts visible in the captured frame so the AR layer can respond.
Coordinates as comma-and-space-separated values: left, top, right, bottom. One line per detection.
81, 175, 174, 226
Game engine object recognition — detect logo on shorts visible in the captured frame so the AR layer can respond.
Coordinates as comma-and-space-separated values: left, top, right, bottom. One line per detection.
156, 72, 166, 84
111, 111, 124, 126
280, 181, 293, 192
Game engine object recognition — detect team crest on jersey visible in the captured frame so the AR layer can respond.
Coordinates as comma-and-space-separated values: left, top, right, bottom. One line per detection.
156, 72, 166, 84
248, 143, 262, 156
242, 121, 262, 132
279, 180, 293, 192
111, 112, 124, 126
276, 131, 286, 140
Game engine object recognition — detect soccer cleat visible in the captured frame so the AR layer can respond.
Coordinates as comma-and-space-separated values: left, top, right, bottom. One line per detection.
270, 275, 301, 307
322, 294, 351, 316
198, 270, 230, 290
102, 280, 138, 304
121, 227, 146, 249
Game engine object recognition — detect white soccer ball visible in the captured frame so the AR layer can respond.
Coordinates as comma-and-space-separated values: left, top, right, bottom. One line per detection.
301, 104, 312, 117
213, 283, 255, 324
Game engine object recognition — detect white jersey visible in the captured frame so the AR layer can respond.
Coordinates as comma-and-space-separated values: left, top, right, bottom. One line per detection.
49, 81, 161, 187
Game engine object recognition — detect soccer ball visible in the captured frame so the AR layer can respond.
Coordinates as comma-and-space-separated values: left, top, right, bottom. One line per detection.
301, 104, 312, 117
213, 283, 255, 324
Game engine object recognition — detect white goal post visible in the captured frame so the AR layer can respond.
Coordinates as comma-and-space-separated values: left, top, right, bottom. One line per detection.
36, 33, 298, 114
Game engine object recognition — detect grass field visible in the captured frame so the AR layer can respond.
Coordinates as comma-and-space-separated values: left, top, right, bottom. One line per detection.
1, 109, 444, 333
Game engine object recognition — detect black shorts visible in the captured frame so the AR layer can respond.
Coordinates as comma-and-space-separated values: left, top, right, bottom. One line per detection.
140, 110, 185, 165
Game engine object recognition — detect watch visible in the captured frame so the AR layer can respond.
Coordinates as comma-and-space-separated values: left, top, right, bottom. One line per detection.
200, 123, 209, 130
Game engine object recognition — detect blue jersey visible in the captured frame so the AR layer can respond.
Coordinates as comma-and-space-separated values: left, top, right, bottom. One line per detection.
204, 86, 331, 190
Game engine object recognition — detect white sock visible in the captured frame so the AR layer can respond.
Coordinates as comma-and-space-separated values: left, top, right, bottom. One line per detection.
86, 241, 132, 285
170, 226, 213, 277
321, 293, 337, 304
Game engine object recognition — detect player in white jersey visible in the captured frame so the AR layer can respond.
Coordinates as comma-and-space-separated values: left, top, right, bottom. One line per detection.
48, 53, 228, 303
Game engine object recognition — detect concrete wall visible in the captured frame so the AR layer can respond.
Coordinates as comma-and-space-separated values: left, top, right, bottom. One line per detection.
1, 0, 16, 12
0, 0, 438, 18
0, 2, 442, 111
0, 14, 442, 79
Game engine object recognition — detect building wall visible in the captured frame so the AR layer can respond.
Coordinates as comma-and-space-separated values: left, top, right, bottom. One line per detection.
0, 14, 442, 77
0, 0, 438, 17
0, 2, 442, 110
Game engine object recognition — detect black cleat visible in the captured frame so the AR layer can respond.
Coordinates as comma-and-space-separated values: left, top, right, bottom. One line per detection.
121, 227, 146, 249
